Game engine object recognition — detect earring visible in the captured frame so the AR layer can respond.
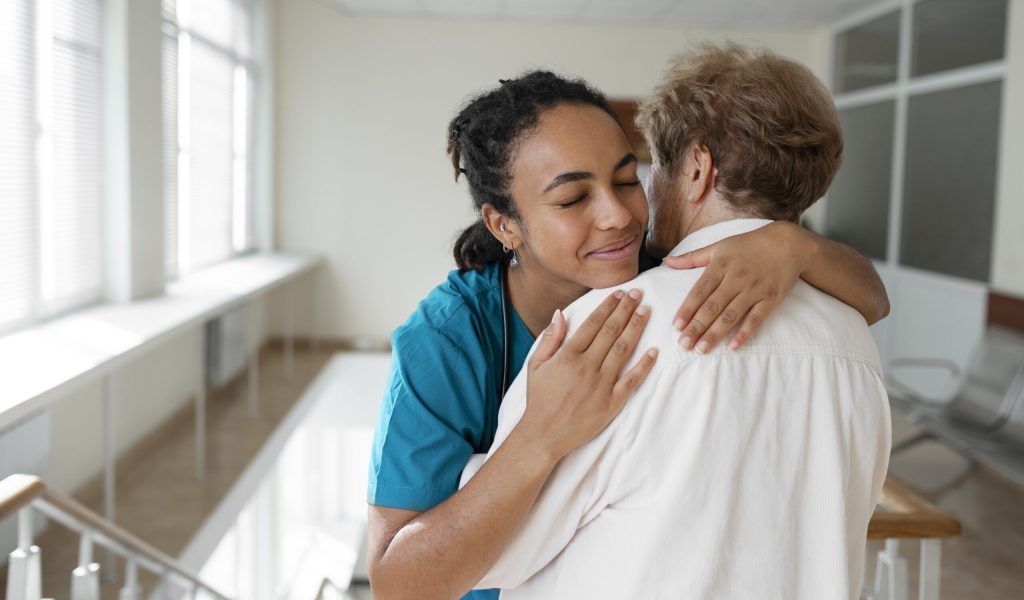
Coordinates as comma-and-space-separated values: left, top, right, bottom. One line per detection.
499, 221, 517, 266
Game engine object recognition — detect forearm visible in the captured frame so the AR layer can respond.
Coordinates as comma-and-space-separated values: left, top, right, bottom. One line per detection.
800, 228, 890, 324
371, 428, 558, 600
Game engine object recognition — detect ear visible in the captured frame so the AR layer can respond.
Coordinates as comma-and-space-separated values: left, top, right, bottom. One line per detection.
687, 144, 716, 204
481, 204, 522, 250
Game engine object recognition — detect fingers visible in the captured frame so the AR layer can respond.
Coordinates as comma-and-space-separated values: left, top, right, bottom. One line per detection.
600, 302, 652, 375
672, 267, 724, 332
689, 293, 754, 353
583, 288, 643, 359
678, 271, 745, 351
528, 309, 566, 369
726, 301, 773, 351
564, 290, 626, 354
662, 246, 712, 270
612, 348, 659, 403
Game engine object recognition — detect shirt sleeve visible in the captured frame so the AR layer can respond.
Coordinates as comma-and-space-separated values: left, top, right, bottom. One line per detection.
369, 325, 488, 512
459, 296, 629, 590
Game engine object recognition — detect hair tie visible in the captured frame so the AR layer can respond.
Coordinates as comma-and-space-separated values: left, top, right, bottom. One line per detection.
450, 118, 470, 143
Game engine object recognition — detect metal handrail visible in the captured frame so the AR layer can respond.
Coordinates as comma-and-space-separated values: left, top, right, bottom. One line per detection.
0, 473, 231, 599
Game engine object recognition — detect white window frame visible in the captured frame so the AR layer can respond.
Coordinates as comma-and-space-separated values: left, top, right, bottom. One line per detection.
827, 0, 1007, 282
827, 0, 1008, 370
163, 0, 258, 280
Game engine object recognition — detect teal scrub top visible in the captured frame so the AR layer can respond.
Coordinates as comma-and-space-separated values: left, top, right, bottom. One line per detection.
368, 262, 535, 600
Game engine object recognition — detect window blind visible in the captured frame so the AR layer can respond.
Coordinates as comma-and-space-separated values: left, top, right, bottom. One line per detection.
0, 0, 38, 331
164, 0, 255, 278
0, 0, 103, 334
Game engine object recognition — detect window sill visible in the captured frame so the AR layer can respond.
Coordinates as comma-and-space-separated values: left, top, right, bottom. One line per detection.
0, 252, 321, 431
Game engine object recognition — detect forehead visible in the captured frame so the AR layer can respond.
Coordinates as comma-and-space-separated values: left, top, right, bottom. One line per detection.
511, 104, 632, 186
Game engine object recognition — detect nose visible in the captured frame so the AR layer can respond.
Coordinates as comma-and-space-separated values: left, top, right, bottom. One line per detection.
593, 186, 634, 231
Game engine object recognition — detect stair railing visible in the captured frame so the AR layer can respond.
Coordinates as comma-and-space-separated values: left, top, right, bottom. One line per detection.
0, 474, 231, 600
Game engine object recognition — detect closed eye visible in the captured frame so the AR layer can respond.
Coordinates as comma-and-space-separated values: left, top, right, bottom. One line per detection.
616, 180, 641, 187
559, 193, 587, 208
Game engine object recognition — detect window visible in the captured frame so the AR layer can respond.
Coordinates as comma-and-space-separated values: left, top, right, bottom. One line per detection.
833, 12, 900, 93
0, 0, 104, 334
164, 0, 255, 279
827, 0, 1007, 283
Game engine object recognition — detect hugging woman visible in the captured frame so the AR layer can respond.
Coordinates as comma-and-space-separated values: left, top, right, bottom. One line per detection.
366, 71, 887, 600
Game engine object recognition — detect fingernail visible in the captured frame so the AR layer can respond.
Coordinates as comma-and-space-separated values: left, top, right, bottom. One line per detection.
673, 319, 685, 331
636, 305, 649, 316
551, 309, 561, 323
647, 348, 659, 358
679, 336, 692, 349
727, 339, 739, 351
628, 289, 642, 300
696, 340, 709, 354
613, 290, 625, 299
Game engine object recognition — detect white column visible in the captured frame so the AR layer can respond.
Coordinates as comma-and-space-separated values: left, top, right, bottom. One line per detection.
249, 340, 260, 417
918, 539, 942, 600
285, 283, 295, 380
311, 269, 321, 354
196, 329, 207, 480
5, 508, 42, 600
102, 0, 166, 302
874, 539, 909, 600
991, 0, 1024, 294
118, 557, 142, 600
102, 375, 118, 581
70, 532, 101, 600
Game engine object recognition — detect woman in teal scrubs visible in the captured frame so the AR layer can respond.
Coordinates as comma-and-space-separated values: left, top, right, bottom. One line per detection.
367, 72, 888, 599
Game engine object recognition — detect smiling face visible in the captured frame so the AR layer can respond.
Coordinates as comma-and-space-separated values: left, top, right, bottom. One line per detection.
501, 103, 648, 295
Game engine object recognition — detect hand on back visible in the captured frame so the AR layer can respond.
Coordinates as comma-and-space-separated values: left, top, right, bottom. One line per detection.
519, 289, 659, 462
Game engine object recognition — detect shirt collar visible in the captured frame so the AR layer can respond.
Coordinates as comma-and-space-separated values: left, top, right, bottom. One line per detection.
667, 218, 775, 258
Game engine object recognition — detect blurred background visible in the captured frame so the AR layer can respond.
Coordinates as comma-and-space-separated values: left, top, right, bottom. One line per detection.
1, 0, 1022, 598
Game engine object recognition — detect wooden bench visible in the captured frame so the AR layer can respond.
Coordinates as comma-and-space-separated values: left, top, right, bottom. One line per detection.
865, 477, 962, 600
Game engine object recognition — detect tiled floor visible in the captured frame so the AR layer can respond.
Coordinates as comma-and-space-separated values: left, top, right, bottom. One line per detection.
3, 344, 1023, 599
876, 413, 1024, 599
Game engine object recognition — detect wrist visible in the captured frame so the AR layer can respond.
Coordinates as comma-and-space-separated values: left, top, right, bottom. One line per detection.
506, 420, 563, 473
779, 220, 821, 274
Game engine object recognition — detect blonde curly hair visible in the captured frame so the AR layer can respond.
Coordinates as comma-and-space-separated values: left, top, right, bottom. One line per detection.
636, 43, 842, 222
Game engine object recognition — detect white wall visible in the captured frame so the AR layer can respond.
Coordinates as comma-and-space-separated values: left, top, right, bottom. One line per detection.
992, 0, 1024, 296
273, 0, 829, 341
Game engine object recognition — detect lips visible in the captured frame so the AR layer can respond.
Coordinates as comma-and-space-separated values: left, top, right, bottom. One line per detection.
587, 235, 640, 261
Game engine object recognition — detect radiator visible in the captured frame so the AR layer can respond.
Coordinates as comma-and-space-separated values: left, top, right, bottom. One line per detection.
206, 304, 250, 390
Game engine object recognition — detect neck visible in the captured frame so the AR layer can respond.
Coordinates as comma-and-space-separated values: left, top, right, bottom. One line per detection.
506, 262, 587, 338
681, 193, 757, 240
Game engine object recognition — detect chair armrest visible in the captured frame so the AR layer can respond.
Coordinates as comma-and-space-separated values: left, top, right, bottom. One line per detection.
887, 358, 962, 406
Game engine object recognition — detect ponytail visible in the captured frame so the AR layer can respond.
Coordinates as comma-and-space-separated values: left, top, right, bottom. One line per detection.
453, 221, 505, 272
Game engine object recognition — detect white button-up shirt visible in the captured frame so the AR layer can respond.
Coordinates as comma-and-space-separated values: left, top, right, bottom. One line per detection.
460, 218, 892, 599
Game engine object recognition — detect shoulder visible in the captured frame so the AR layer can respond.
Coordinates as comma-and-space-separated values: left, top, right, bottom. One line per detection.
747, 281, 882, 368
560, 265, 701, 337
392, 264, 501, 354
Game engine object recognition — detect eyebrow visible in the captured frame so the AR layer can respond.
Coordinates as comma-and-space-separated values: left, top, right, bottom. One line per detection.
542, 152, 638, 193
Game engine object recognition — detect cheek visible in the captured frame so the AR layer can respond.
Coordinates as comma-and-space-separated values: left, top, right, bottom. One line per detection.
527, 213, 589, 258
632, 189, 650, 227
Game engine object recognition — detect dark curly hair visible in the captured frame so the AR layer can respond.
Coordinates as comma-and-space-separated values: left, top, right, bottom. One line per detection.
447, 71, 617, 271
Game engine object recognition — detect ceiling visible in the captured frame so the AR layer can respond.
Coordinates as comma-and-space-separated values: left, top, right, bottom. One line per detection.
320, 0, 894, 29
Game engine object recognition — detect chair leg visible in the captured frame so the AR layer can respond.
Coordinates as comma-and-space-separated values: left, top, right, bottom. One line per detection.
892, 431, 935, 454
